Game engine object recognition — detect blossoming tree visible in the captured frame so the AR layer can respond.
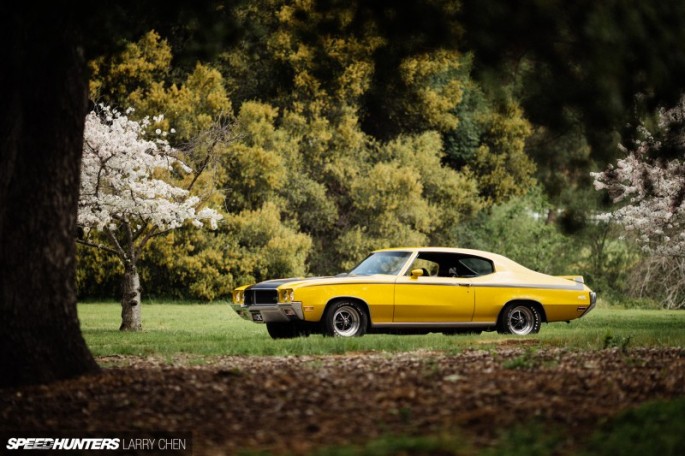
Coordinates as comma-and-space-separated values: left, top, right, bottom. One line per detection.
78, 106, 222, 330
592, 98, 685, 258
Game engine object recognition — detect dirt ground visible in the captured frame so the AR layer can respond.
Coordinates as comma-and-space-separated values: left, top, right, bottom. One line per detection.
1, 347, 684, 455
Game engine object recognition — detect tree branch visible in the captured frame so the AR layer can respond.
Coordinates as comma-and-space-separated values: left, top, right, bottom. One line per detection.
181, 116, 240, 193
105, 226, 127, 259
134, 226, 177, 258
186, 154, 212, 192
76, 238, 120, 256
123, 220, 136, 264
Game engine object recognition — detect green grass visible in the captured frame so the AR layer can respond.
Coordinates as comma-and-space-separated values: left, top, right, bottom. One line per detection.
233, 398, 685, 456
238, 434, 469, 456
581, 397, 685, 456
78, 301, 685, 358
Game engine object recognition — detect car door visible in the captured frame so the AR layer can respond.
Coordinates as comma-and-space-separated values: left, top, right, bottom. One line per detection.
393, 274, 474, 323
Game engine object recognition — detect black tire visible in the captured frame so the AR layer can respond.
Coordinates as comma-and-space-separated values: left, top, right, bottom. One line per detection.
266, 322, 299, 339
443, 329, 483, 336
497, 303, 541, 335
323, 301, 368, 337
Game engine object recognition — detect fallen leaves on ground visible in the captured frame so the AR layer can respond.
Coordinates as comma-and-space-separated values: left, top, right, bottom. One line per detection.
1, 348, 684, 455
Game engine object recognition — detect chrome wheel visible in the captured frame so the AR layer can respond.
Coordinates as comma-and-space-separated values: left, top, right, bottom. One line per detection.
332, 305, 361, 336
324, 301, 368, 337
507, 306, 535, 335
498, 303, 541, 335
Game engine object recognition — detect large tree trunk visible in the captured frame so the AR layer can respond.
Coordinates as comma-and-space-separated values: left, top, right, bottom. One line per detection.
120, 265, 142, 331
0, 7, 100, 386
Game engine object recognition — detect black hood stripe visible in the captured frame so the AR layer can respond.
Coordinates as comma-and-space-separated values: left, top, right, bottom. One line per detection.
247, 277, 330, 290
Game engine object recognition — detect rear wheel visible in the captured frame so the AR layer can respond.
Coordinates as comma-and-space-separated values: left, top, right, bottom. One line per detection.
497, 303, 541, 335
324, 301, 368, 337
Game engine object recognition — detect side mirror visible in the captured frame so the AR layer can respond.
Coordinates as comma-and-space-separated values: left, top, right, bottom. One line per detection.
410, 268, 424, 279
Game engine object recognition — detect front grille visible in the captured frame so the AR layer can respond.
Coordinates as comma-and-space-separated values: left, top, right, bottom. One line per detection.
245, 289, 278, 305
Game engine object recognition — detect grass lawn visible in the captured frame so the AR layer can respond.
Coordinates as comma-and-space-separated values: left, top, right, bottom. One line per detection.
75, 301, 685, 455
78, 300, 685, 359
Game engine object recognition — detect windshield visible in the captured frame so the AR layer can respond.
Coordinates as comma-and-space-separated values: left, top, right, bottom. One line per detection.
348, 251, 412, 276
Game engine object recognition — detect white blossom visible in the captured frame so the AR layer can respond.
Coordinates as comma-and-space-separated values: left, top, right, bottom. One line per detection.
78, 105, 222, 234
593, 97, 685, 256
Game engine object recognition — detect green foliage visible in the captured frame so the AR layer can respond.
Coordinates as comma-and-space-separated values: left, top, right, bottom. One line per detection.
553, 189, 639, 297
140, 228, 236, 301
76, 240, 123, 299
443, 84, 536, 204
224, 202, 312, 284
237, 397, 685, 456
305, 434, 466, 456
477, 398, 685, 456
130, 62, 232, 141
90, 30, 232, 142
484, 422, 564, 456
461, 0, 685, 159
80, 7, 553, 299
457, 189, 569, 274
391, 49, 466, 133
320, 130, 483, 272
526, 124, 599, 204
469, 100, 535, 203
220, 102, 287, 212
456, 188, 638, 299
209, 95, 483, 276
89, 30, 172, 103
583, 398, 685, 456
138, 203, 312, 299
602, 333, 632, 353
577, 223, 638, 298
443, 79, 487, 168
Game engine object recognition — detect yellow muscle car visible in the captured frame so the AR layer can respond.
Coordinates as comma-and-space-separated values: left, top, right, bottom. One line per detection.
231, 247, 596, 339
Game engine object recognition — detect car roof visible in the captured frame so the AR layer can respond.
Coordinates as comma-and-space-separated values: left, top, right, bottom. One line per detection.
372, 247, 529, 273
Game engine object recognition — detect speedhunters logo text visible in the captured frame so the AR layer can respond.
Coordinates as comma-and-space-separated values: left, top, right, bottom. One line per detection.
7, 438, 120, 450
1, 433, 192, 454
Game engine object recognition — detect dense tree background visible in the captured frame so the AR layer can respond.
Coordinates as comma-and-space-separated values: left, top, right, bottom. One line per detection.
4, 0, 685, 386
78, 0, 685, 309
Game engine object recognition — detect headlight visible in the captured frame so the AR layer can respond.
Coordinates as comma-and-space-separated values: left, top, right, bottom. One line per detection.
279, 288, 295, 303
233, 290, 244, 305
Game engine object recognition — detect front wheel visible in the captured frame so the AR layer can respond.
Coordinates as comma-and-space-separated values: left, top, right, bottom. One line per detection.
497, 303, 541, 335
324, 301, 368, 337
266, 323, 300, 339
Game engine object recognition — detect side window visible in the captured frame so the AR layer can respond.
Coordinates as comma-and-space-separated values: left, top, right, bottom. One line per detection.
408, 258, 439, 277
458, 256, 494, 276
410, 252, 495, 278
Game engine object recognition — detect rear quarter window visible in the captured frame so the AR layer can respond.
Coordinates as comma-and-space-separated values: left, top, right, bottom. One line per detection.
459, 256, 494, 276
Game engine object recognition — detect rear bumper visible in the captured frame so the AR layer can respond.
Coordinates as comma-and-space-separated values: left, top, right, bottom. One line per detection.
230, 302, 304, 323
579, 292, 597, 318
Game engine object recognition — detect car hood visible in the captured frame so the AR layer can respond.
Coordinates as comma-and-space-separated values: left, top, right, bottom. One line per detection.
247, 277, 330, 289
247, 274, 396, 290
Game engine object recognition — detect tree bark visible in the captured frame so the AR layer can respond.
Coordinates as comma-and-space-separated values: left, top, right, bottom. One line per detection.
0, 7, 100, 386
120, 265, 142, 331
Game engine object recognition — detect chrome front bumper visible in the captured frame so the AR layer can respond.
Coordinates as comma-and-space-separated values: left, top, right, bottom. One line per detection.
230, 302, 304, 323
